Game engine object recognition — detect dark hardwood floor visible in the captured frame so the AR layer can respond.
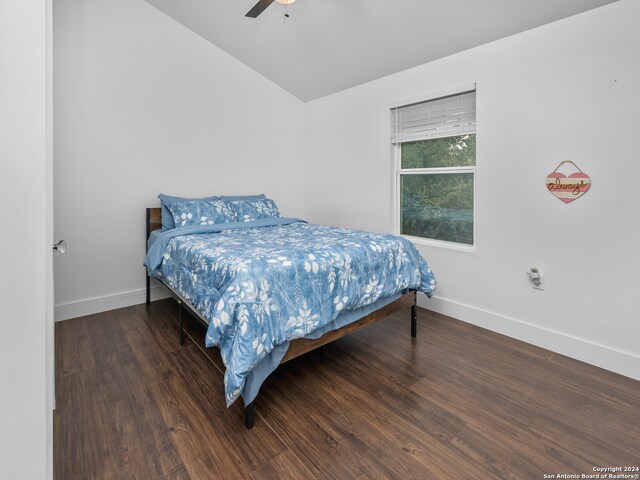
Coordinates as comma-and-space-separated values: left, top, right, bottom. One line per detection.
54, 299, 639, 479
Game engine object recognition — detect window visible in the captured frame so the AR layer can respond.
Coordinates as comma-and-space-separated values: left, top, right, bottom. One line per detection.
391, 89, 476, 246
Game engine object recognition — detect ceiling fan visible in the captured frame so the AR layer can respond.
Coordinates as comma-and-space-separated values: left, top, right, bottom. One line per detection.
245, 0, 296, 18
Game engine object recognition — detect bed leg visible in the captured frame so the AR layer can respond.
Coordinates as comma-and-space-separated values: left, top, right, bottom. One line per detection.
245, 402, 255, 429
319, 345, 325, 360
411, 305, 417, 337
146, 275, 151, 306
178, 301, 185, 346
411, 291, 417, 338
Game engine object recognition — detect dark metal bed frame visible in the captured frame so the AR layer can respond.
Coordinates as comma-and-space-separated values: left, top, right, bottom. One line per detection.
145, 207, 418, 429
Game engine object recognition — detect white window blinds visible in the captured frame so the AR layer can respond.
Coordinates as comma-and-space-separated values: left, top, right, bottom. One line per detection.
391, 90, 476, 144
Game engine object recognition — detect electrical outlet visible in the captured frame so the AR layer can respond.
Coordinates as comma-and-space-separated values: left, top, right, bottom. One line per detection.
533, 273, 544, 290
527, 268, 544, 290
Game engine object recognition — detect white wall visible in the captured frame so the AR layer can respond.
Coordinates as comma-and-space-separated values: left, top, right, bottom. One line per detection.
306, 0, 640, 380
54, 0, 307, 320
0, 0, 52, 478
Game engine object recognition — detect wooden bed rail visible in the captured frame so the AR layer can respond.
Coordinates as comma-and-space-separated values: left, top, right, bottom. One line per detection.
282, 291, 416, 363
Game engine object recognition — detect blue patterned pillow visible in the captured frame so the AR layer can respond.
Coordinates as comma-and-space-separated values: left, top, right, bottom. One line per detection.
231, 198, 282, 222
158, 193, 219, 230
168, 199, 237, 227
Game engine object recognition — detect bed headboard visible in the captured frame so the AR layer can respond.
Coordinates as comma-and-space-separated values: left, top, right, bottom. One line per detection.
146, 207, 162, 242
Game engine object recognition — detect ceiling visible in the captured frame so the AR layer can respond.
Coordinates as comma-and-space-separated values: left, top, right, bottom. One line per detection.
145, 0, 619, 102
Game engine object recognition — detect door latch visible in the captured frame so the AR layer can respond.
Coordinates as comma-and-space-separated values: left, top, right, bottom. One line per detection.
52, 240, 67, 253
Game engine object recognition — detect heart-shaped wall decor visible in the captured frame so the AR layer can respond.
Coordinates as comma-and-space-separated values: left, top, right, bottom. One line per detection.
546, 162, 591, 203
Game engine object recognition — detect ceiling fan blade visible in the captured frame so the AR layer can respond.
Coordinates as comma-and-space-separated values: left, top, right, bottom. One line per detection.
245, 0, 276, 18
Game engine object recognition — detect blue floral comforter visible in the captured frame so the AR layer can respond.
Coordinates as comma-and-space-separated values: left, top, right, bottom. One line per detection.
145, 218, 436, 406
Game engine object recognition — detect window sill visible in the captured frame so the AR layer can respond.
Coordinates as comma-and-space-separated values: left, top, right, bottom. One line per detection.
400, 234, 476, 253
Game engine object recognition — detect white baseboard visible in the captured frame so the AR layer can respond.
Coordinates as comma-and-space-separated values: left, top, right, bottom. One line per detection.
55, 287, 639, 382
420, 295, 640, 382
54, 284, 171, 322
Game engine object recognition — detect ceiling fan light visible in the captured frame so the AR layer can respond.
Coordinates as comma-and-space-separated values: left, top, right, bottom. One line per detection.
275, 0, 296, 4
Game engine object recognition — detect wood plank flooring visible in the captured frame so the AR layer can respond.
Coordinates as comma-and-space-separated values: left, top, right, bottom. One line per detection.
54, 299, 640, 479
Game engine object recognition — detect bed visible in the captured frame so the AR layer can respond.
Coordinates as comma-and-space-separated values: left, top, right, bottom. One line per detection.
144, 197, 436, 429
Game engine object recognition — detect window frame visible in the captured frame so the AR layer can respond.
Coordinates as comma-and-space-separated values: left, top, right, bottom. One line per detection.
390, 86, 477, 251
